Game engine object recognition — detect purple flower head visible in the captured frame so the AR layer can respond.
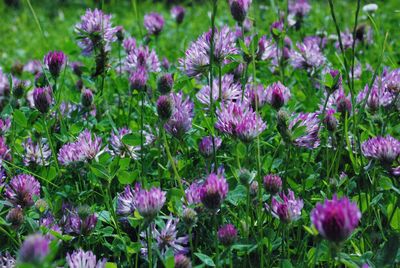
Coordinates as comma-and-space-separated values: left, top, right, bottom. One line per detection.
199, 136, 222, 157
39, 212, 62, 240
71, 61, 84, 77
43, 51, 67, 78
0, 252, 15, 268
263, 174, 282, 195
157, 73, 174, 94
290, 42, 325, 73
125, 45, 160, 73
23, 138, 51, 166
5, 174, 40, 208
362, 135, 400, 164
123, 37, 136, 54
229, 0, 252, 23
0, 69, 10, 96
197, 74, 242, 106
6, 206, 24, 228
117, 184, 140, 216
270, 20, 284, 39
215, 101, 266, 143
335, 30, 354, 50
77, 129, 102, 159
129, 67, 148, 91
75, 9, 118, 56
81, 89, 94, 107
144, 13, 165, 36
66, 249, 106, 268
185, 181, 202, 206
153, 217, 189, 255
171, 6, 185, 24
391, 166, 400, 177
61, 205, 97, 235
266, 82, 291, 110
109, 127, 136, 159
0, 136, 11, 163
174, 254, 192, 268
18, 234, 50, 264
244, 84, 268, 109
324, 108, 337, 132
325, 69, 342, 94
23, 60, 42, 75
33, 86, 53, 113
288, 112, 320, 148
218, 224, 238, 246
304, 35, 327, 50
162, 57, 170, 70
383, 69, 400, 93
157, 95, 173, 121
200, 173, 229, 210
288, 0, 311, 17
311, 195, 361, 243
135, 187, 166, 220
357, 84, 394, 111
179, 39, 209, 77
164, 92, 194, 139
270, 190, 303, 223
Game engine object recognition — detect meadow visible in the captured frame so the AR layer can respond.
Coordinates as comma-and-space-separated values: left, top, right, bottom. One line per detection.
0, 0, 399, 267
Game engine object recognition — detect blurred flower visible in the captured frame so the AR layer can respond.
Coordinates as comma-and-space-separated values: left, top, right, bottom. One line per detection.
266, 82, 291, 110
135, 187, 166, 220
144, 13, 164, 36
249, 180, 259, 196
182, 207, 198, 226
6, 206, 24, 228
153, 217, 189, 255
157, 73, 174, 94
263, 174, 282, 195
129, 67, 148, 91
362, 135, 400, 164
0, 70, 10, 97
362, 3, 378, 13
215, 101, 266, 142
70, 61, 84, 77
23, 138, 51, 166
270, 20, 284, 39
171, 6, 185, 24
179, 38, 209, 77
5, 174, 40, 208
357, 83, 394, 112
311, 195, 361, 243
197, 74, 242, 106
75, 8, 118, 56
383, 69, 400, 94
218, 224, 238, 246
335, 29, 354, 50
23, 60, 42, 75
229, 0, 252, 23
18, 234, 50, 265
288, 0, 311, 18
288, 112, 320, 148
185, 181, 202, 206
304, 35, 327, 50
244, 84, 268, 109
125, 45, 160, 73
174, 254, 192, 268
33, 86, 53, 113
123, 37, 136, 54
200, 173, 228, 210
391, 166, 400, 177
157, 95, 173, 121
43, 51, 67, 78
116, 184, 140, 216
81, 89, 94, 107
66, 249, 106, 268
270, 190, 303, 223
109, 127, 141, 159
0, 252, 15, 268
323, 109, 337, 132
162, 57, 170, 70
198, 136, 222, 157
290, 42, 325, 73
164, 92, 194, 139
0, 136, 11, 163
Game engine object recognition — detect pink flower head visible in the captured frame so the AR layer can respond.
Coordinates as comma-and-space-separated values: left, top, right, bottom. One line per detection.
135, 187, 166, 220
362, 135, 400, 164
266, 82, 291, 110
5, 174, 40, 208
218, 224, 238, 246
200, 173, 229, 210
144, 13, 164, 36
270, 190, 303, 223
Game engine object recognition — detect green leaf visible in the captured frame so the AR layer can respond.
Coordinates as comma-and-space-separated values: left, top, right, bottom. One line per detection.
117, 170, 136, 185
379, 177, 393, 190
376, 234, 399, 266
194, 252, 215, 267
90, 163, 110, 180
226, 185, 247, 206
281, 259, 293, 268
13, 109, 27, 127
390, 208, 400, 231
105, 263, 118, 268
236, 142, 247, 159
122, 133, 141, 147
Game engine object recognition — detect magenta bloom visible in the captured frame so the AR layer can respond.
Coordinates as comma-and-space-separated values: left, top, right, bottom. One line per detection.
200, 173, 229, 210
144, 13, 164, 36
66, 249, 106, 268
244, 84, 268, 109
164, 92, 194, 139
229, 0, 252, 23
215, 101, 266, 142
290, 42, 325, 73
123, 37, 136, 54
33, 86, 53, 113
197, 74, 242, 106
75, 9, 118, 56
288, 0, 311, 17
383, 68, 400, 93
218, 224, 238, 246
0, 136, 11, 163
43, 51, 66, 78
323, 108, 338, 132
5, 174, 40, 208
357, 83, 395, 111
270, 190, 303, 223
153, 217, 189, 255
266, 82, 291, 110
116, 184, 140, 216
263, 174, 282, 194
185, 181, 202, 206
125, 45, 160, 73
174, 254, 191, 268
157, 95, 173, 121
289, 112, 320, 148
135, 187, 166, 219
61, 205, 97, 235
198, 136, 222, 157
18, 234, 50, 264
129, 67, 148, 91
0, 118, 11, 134
311, 195, 361, 243
171, 6, 185, 24
362, 135, 400, 164
335, 29, 354, 50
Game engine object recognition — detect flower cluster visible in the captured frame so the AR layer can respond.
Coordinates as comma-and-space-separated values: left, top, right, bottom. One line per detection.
61, 204, 98, 235
164, 92, 194, 139
197, 74, 242, 106
290, 42, 325, 73
200, 172, 229, 210
5, 174, 41, 208
270, 190, 303, 223
144, 13, 165, 36
288, 112, 320, 148
362, 135, 400, 164
23, 138, 51, 166
136, 187, 166, 220
66, 249, 106, 268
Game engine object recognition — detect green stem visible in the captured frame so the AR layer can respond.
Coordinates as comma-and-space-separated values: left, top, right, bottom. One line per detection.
214, 214, 219, 268
43, 117, 60, 175
147, 225, 153, 268
140, 91, 145, 179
